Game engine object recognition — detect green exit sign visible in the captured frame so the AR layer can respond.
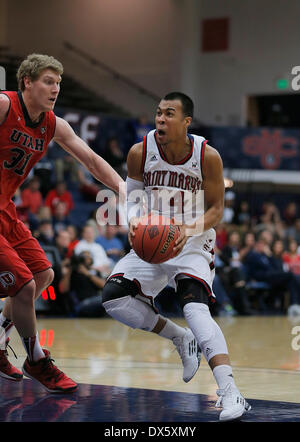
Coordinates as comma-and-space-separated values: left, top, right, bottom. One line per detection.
276, 78, 289, 90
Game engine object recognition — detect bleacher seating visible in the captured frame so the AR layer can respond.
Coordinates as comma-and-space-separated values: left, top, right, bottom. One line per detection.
0, 51, 128, 115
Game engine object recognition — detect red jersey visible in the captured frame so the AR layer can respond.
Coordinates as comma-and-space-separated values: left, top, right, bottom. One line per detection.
282, 252, 300, 275
45, 189, 74, 215
0, 91, 56, 210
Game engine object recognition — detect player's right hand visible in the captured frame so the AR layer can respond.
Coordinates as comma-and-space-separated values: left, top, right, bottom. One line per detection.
128, 216, 140, 247
172, 222, 188, 257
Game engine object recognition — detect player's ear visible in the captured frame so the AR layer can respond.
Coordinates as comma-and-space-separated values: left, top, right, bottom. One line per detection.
185, 116, 192, 128
23, 76, 32, 89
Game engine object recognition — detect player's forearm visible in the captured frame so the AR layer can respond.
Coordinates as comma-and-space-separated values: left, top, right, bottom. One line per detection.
88, 154, 124, 195
185, 204, 223, 236
54, 119, 125, 196
203, 204, 224, 231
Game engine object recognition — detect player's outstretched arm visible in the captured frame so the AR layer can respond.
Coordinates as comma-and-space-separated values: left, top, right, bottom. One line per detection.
53, 116, 125, 196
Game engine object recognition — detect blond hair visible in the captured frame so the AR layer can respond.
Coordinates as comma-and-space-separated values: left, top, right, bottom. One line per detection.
17, 53, 64, 91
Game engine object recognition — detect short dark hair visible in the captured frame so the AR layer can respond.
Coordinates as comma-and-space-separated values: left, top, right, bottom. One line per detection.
163, 92, 194, 118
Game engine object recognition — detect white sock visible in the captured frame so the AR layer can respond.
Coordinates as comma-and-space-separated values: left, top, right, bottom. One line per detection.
213, 364, 236, 390
21, 332, 45, 362
0, 312, 14, 339
158, 318, 186, 341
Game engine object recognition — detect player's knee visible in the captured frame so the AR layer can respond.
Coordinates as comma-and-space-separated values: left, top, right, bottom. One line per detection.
42, 268, 54, 287
34, 268, 54, 293
102, 277, 157, 331
46, 268, 55, 286
17, 279, 36, 302
103, 295, 143, 329
176, 278, 210, 309
102, 276, 138, 304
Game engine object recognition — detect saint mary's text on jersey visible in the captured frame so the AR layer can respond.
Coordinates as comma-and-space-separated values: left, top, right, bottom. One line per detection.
143, 170, 202, 193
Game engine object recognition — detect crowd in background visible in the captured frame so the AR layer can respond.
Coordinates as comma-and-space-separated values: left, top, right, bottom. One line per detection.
10, 120, 300, 319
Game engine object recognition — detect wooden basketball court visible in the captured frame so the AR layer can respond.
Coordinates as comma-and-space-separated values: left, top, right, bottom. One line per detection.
1, 314, 300, 423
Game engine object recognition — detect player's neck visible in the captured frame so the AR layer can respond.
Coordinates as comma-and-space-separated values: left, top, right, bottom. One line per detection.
21, 92, 44, 124
161, 135, 191, 164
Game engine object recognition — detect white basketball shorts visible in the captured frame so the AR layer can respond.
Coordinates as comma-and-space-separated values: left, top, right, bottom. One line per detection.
108, 228, 216, 305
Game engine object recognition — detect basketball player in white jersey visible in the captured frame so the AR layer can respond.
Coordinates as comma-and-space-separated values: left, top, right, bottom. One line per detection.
101, 92, 251, 421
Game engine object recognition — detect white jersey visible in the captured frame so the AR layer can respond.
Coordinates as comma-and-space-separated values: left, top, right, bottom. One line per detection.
142, 129, 207, 224
108, 129, 216, 304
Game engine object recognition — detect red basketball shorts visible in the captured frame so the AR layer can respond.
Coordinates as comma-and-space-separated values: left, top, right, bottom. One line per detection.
0, 202, 52, 297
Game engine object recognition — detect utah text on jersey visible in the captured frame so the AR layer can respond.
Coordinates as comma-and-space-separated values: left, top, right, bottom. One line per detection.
10, 129, 46, 152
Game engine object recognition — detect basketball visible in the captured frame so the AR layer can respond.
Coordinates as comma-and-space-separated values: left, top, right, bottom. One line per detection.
131, 214, 180, 264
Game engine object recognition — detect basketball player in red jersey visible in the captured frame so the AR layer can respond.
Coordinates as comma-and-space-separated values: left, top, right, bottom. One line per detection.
0, 54, 124, 392
101, 92, 251, 421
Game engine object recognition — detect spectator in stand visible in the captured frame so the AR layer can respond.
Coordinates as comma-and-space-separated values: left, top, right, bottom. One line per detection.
47, 140, 78, 183
270, 239, 288, 271
55, 229, 71, 262
221, 191, 236, 224
86, 209, 103, 238
33, 152, 55, 197
131, 114, 153, 143
239, 231, 256, 261
20, 176, 43, 216
215, 223, 228, 250
219, 231, 255, 315
102, 137, 126, 179
66, 225, 80, 258
52, 201, 71, 234
54, 229, 72, 301
77, 164, 102, 201
59, 250, 106, 317
233, 200, 252, 230
283, 202, 298, 227
283, 202, 298, 240
35, 219, 56, 247
284, 218, 300, 246
258, 229, 274, 248
282, 239, 300, 276
255, 201, 283, 238
221, 231, 242, 268
95, 223, 125, 264
270, 239, 300, 316
294, 219, 300, 246
74, 224, 111, 276
243, 237, 300, 314
94, 194, 129, 251
45, 181, 74, 216
36, 205, 52, 223
213, 254, 237, 317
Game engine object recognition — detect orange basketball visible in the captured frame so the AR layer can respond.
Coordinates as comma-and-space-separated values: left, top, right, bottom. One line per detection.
131, 214, 180, 264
